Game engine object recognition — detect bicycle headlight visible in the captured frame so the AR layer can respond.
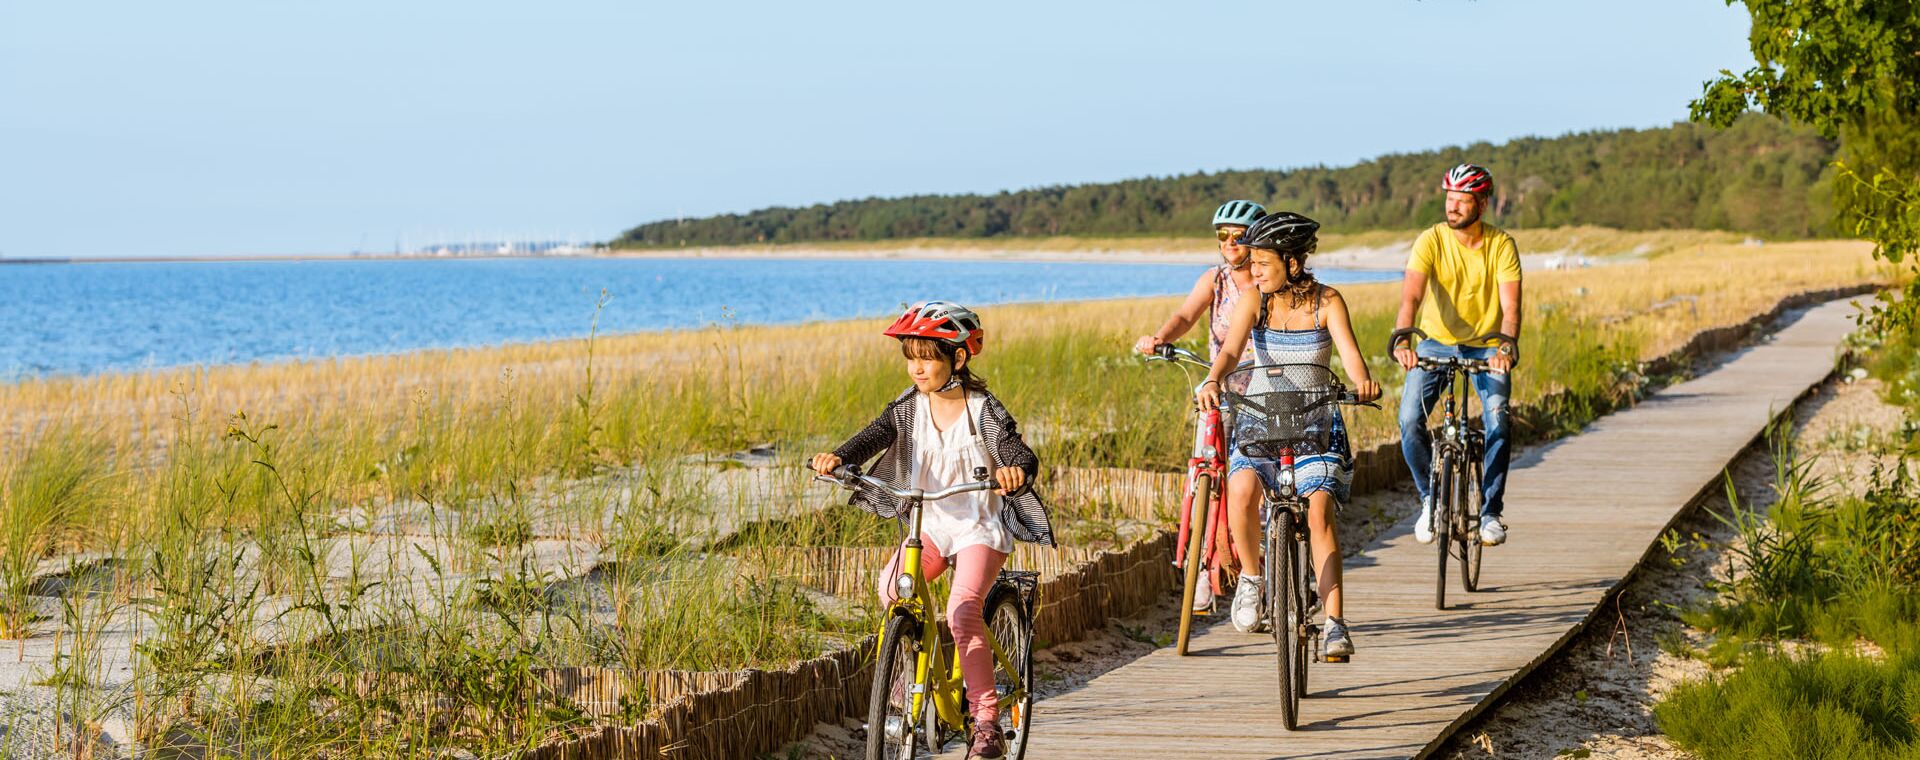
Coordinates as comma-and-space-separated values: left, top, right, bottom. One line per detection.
895, 573, 916, 601
1277, 469, 1295, 487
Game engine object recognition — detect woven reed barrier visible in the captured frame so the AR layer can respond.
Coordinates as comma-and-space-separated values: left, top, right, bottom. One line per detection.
521, 645, 869, 760
524, 530, 1182, 759
521, 285, 1882, 759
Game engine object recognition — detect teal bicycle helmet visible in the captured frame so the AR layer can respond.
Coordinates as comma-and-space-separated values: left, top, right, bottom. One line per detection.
1212, 200, 1267, 229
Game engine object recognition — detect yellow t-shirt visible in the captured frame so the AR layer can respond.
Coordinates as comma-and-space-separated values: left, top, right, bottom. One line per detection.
1407, 222, 1522, 346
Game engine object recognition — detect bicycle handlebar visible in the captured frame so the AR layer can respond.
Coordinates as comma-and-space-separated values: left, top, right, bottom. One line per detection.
1388, 328, 1514, 374
1143, 342, 1209, 369
811, 463, 1004, 501
1336, 391, 1383, 409
1224, 385, 1381, 412
1388, 327, 1516, 353
1415, 355, 1493, 374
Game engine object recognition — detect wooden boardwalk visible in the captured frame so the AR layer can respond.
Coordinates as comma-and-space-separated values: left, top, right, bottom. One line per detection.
991, 300, 1856, 759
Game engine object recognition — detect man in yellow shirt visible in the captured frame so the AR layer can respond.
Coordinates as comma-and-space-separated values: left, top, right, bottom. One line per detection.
1391, 163, 1523, 546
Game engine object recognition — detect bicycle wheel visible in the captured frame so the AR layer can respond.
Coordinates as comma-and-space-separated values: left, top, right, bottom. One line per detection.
1176, 473, 1213, 656
1270, 508, 1302, 730
986, 588, 1035, 759
867, 612, 925, 760
1431, 454, 1453, 611
1461, 458, 1484, 592
1289, 523, 1312, 696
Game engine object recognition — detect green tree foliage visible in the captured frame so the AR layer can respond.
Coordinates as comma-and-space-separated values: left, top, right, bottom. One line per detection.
615, 116, 1835, 247
1692, 0, 1920, 334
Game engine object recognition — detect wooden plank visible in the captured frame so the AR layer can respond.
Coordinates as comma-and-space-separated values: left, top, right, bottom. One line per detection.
945, 300, 1853, 760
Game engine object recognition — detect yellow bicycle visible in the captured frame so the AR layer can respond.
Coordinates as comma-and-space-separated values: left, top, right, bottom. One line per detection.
815, 464, 1038, 760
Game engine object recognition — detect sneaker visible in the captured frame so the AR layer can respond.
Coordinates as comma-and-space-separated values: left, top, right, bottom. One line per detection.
1324, 618, 1354, 658
1413, 496, 1435, 544
1480, 515, 1508, 546
1192, 572, 1216, 612
968, 719, 1005, 758
1231, 575, 1266, 633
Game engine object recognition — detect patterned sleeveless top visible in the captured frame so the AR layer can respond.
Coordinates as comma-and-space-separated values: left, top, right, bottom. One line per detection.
1208, 264, 1248, 360
1246, 287, 1333, 389
1231, 285, 1355, 503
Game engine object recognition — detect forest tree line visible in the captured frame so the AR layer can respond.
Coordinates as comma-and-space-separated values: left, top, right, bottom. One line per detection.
614, 114, 1837, 247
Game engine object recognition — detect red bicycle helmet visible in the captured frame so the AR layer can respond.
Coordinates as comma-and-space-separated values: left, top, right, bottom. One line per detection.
882, 301, 985, 357
1441, 163, 1494, 195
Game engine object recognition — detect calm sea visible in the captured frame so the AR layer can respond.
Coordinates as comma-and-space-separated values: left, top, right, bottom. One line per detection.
0, 257, 1397, 381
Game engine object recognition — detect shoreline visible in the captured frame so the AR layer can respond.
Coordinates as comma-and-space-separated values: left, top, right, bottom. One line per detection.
7, 227, 1815, 271
2, 244, 1410, 270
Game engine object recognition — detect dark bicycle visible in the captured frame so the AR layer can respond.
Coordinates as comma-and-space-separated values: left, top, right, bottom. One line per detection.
1389, 327, 1513, 610
1220, 363, 1375, 730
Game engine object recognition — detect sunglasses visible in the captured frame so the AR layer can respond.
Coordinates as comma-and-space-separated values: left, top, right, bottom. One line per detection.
1216, 229, 1245, 243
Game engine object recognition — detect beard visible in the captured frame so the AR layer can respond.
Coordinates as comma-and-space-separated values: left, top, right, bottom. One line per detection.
1443, 204, 1482, 231
1446, 208, 1482, 230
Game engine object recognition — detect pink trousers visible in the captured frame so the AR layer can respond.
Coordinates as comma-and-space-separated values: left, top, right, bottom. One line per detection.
877, 535, 1009, 724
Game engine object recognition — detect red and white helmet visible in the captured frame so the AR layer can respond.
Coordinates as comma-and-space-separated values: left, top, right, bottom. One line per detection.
883, 300, 985, 356
1441, 163, 1494, 196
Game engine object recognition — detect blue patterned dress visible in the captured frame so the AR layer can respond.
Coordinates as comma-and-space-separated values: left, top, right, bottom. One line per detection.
1225, 290, 1355, 505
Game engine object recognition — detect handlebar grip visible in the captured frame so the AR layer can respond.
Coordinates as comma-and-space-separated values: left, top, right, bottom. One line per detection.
1153, 343, 1175, 360
831, 463, 862, 480
1389, 327, 1427, 352
1465, 331, 1518, 349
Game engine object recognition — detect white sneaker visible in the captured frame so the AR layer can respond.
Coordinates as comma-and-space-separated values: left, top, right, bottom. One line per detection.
1413, 496, 1435, 544
1480, 515, 1508, 546
1231, 575, 1266, 633
1324, 618, 1354, 658
1192, 574, 1215, 612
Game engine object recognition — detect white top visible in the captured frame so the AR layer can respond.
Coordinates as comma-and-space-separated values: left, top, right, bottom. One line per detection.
910, 391, 1014, 556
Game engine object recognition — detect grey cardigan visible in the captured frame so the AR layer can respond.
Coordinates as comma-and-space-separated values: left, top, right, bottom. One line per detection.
831, 387, 1054, 547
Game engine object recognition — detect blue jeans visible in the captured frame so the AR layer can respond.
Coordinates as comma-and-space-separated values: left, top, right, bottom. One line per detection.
1399, 340, 1511, 517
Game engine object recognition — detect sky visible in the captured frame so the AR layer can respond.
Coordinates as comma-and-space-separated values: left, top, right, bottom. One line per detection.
0, 1, 1759, 259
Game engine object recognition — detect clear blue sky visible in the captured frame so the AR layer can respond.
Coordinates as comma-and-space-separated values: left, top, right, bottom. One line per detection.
1, 1, 1757, 258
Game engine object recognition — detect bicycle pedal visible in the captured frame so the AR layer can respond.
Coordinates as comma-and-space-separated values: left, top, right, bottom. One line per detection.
1323, 654, 1350, 664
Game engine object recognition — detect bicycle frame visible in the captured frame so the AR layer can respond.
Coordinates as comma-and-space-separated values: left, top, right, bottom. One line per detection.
1430, 364, 1475, 473
1391, 327, 1507, 510
1174, 404, 1233, 581
894, 573, 1027, 733
1259, 449, 1305, 571
1146, 344, 1237, 586
850, 477, 1028, 736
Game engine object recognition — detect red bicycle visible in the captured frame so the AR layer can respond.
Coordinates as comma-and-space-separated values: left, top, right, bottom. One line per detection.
1145, 343, 1238, 655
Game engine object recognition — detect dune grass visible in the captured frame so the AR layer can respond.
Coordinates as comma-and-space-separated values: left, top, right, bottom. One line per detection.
1656, 428, 1920, 759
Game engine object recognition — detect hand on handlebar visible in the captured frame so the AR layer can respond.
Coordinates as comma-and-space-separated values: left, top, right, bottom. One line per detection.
1353, 378, 1381, 404
810, 452, 842, 477
1390, 326, 1424, 371
1194, 379, 1223, 411
994, 466, 1026, 496
1394, 345, 1418, 371
1133, 335, 1162, 356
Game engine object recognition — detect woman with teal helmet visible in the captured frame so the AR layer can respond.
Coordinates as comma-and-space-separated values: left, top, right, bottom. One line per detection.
1133, 199, 1268, 360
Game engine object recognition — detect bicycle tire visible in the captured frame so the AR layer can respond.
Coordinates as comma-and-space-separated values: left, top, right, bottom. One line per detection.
1462, 458, 1484, 592
867, 612, 924, 760
1271, 508, 1302, 730
1432, 455, 1453, 611
1176, 474, 1213, 656
1290, 519, 1311, 698
985, 588, 1035, 759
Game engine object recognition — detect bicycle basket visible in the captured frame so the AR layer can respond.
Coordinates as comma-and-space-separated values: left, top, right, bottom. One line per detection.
1223, 363, 1340, 457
